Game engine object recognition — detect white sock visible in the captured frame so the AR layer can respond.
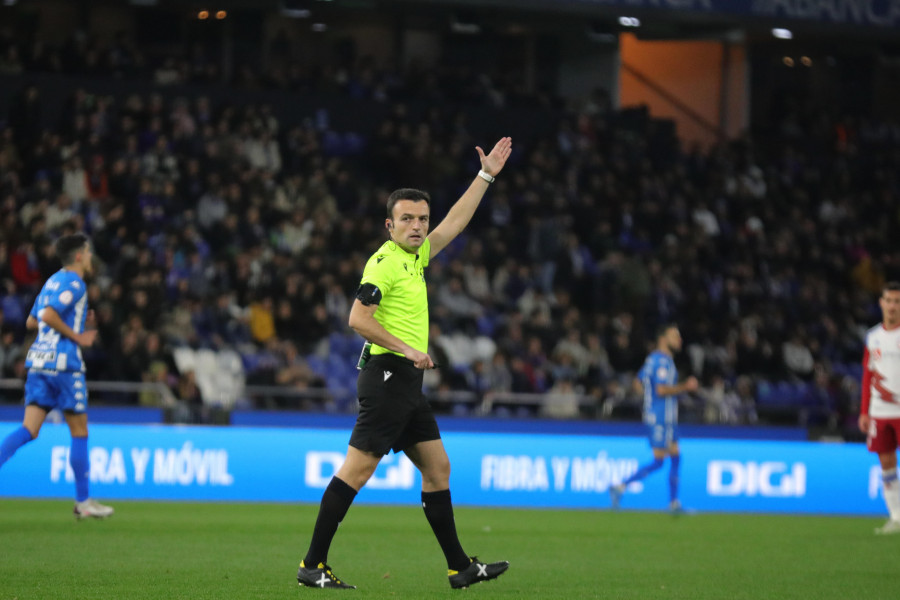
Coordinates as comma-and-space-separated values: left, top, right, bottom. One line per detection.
882, 469, 900, 521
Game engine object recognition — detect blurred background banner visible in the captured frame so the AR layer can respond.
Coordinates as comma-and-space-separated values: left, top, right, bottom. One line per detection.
0, 422, 882, 514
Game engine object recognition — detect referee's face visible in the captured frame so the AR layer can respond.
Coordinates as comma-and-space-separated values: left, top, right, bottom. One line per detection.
388, 199, 430, 252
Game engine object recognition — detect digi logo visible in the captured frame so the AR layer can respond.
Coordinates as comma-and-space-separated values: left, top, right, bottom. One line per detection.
707, 460, 806, 498
304, 451, 415, 490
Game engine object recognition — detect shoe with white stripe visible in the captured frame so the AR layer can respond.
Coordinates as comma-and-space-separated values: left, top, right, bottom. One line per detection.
73, 499, 114, 520
448, 557, 509, 589
297, 561, 356, 589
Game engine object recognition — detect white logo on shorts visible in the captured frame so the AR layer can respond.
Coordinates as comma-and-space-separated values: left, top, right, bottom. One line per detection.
74, 403, 85, 411
384, 371, 393, 382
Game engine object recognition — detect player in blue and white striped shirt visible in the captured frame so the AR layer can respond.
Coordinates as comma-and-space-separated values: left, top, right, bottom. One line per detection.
0, 234, 113, 519
610, 323, 698, 512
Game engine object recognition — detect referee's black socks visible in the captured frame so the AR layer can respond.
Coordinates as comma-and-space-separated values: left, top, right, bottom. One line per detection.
304, 477, 357, 566
422, 489, 470, 571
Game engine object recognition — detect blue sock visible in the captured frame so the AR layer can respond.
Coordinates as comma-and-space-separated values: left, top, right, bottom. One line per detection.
70, 437, 89, 502
623, 457, 664, 485
0, 426, 34, 469
669, 454, 681, 502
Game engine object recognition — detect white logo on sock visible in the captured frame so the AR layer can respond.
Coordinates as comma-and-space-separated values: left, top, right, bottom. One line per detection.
384, 370, 393, 381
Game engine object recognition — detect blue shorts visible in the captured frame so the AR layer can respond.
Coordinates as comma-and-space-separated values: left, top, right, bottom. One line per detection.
24, 369, 89, 414
648, 422, 678, 449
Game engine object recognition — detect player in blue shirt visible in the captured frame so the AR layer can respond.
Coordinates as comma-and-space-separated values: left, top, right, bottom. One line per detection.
0, 234, 113, 519
610, 323, 697, 512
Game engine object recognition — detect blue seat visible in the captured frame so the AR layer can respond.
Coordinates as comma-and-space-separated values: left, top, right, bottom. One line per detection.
774, 382, 795, 405
791, 382, 810, 405
451, 403, 470, 417
755, 381, 776, 405
305, 355, 328, 376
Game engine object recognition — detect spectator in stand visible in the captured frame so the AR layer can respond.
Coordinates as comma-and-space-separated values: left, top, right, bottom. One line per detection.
0, 48, 895, 432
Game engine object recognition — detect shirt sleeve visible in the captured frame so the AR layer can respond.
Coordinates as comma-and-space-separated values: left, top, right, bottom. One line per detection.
653, 356, 676, 395
419, 238, 431, 268
46, 277, 84, 316
861, 346, 871, 417
647, 356, 662, 390
360, 253, 395, 297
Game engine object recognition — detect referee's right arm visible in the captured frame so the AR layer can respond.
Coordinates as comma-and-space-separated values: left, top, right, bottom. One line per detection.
348, 300, 433, 369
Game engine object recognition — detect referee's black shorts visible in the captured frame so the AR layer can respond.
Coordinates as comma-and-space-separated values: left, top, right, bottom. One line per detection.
349, 353, 441, 456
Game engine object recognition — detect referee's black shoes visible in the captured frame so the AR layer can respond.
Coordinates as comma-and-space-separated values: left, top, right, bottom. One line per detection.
297, 561, 356, 589
448, 557, 510, 589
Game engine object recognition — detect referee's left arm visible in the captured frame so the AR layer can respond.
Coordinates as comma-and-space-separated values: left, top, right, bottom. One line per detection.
428, 136, 512, 259
348, 300, 433, 369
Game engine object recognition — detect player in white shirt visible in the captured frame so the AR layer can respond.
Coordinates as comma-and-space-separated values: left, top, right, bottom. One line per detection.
859, 281, 900, 534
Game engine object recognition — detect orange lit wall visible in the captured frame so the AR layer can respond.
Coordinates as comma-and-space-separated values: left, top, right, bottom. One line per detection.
619, 33, 747, 149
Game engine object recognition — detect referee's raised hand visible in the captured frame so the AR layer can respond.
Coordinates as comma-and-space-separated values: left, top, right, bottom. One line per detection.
476, 136, 512, 178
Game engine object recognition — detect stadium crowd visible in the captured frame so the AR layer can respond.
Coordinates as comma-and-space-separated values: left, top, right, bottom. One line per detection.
1, 31, 898, 437
0, 23, 555, 110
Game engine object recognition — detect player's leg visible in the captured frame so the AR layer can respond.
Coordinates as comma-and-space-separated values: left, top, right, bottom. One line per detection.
667, 440, 682, 512
875, 450, 900, 534
610, 426, 667, 507
65, 411, 113, 519
406, 439, 509, 589
624, 453, 668, 483
877, 451, 899, 530
0, 405, 47, 468
1, 371, 54, 469
64, 411, 90, 504
867, 418, 900, 534
60, 373, 113, 519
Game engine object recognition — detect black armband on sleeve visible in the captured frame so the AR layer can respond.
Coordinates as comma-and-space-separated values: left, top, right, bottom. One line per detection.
356, 283, 382, 306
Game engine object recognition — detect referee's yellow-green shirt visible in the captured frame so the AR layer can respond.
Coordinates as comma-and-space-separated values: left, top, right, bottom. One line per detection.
360, 238, 431, 356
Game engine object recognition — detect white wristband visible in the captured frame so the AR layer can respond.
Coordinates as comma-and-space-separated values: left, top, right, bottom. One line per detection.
477, 169, 495, 183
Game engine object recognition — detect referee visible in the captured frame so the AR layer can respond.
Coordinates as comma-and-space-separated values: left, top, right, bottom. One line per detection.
297, 136, 512, 590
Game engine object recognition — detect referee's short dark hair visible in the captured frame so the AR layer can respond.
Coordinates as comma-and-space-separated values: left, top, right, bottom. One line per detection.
885, 281, 900, 293
387, 188, 430, 218
55, 233, 90, 266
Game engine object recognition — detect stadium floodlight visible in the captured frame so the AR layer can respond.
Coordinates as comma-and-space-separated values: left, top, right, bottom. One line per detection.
280, 0, 311, 18
771, 28, 793, 39
618, 16, 641, 28
451, 11, 481, 35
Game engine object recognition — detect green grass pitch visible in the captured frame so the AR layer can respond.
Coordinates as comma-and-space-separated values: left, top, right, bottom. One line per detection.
1, 499, 898, 599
